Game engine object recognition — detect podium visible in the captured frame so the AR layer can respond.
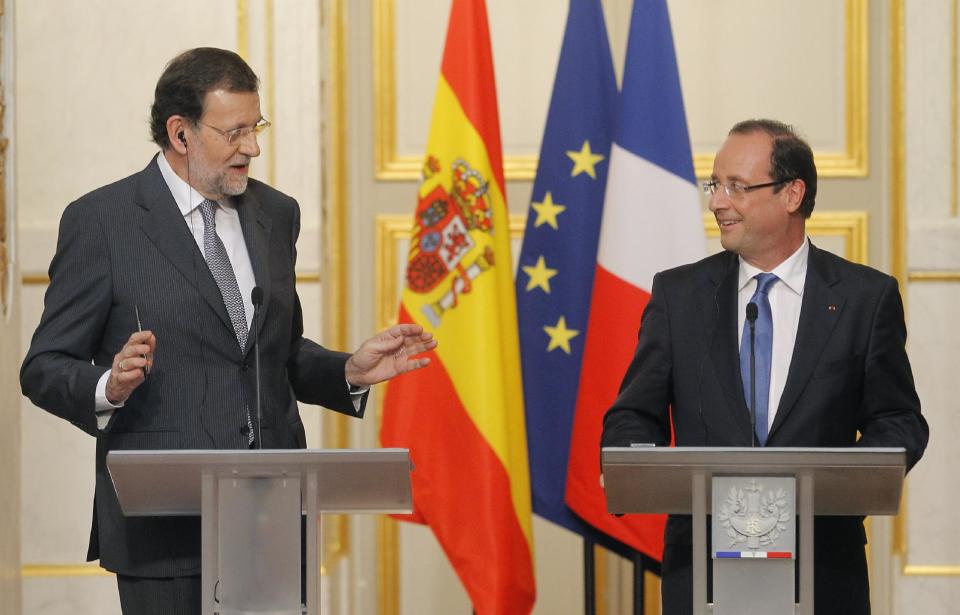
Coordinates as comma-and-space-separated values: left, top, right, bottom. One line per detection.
601, 447, 906, 615
107, 448, 413, 615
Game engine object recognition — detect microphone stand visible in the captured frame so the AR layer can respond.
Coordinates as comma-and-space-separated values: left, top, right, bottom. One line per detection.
746, 302, 758, 447
251, 287, 264, 449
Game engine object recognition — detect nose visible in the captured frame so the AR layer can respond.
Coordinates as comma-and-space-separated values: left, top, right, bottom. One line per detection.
237, 132, 261, 157
708, 190, 728, 213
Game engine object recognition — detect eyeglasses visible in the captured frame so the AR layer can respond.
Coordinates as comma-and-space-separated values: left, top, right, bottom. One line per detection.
702, 178, 795, 199
200, 118, 271, 145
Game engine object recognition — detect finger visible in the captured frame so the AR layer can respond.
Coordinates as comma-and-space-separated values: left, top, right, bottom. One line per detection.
116, 367, 146, 382
389, 323, 424, 337
404, 339, 438, 357
128, 330, 153, 344
402, 357, 431, 372
123, 343, 152, 357
127, 331, 157, 354
121, 356, 149, 370
369, 333, 405, 354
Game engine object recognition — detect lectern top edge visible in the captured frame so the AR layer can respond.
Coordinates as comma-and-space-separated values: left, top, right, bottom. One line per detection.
601, 446, 907, 468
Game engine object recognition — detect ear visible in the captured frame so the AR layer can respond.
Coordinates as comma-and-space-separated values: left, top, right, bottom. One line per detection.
783, 178, 806, 214
165, 116, 189, 155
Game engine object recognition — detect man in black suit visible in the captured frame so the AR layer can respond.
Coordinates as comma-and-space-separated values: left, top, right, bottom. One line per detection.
601, 119, 928, 615
20, 47, 435, 614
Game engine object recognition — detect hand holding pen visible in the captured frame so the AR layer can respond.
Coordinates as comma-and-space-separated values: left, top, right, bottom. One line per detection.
105, 305, 156, 406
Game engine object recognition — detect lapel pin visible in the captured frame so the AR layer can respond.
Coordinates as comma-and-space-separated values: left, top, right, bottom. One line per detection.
827, 304, 837, 311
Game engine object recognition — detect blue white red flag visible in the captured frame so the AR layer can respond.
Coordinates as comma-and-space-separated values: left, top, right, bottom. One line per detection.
563, 0, 706, 559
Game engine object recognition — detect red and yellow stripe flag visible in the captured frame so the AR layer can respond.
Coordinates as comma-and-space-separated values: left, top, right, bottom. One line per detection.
380, 0, 535, 612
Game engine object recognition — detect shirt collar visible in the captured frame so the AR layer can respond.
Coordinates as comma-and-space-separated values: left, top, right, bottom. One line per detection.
737, 237, 810, 296
155, 152, 235, 217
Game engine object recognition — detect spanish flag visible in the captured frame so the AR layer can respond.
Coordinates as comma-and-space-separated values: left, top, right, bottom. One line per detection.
379, 0, 535, 613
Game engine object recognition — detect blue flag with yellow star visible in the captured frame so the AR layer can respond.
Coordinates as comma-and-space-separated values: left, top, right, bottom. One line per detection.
516, 0, 629, 556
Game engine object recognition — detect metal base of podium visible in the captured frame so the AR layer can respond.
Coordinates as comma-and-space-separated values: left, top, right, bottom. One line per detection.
202, 472, 322, 615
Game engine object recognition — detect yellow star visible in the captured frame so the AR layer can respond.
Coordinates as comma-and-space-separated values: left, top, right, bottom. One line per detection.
531, 192, 566, 230
543, 316, 580, 354
566, 140, 605, 179
522, 255, 559, 293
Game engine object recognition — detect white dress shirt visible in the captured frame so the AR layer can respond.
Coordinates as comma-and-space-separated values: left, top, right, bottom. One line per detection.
736, 238, 809, 431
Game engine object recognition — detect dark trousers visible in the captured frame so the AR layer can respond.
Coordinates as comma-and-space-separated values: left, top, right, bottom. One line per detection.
117, 574, 201, 615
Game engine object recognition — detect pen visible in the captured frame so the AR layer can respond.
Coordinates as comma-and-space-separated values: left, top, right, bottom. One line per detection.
136, 305, 149, 376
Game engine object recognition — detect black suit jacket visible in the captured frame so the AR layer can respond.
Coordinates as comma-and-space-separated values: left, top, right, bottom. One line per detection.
601, 243, 928, 614
21, 157, 365, 577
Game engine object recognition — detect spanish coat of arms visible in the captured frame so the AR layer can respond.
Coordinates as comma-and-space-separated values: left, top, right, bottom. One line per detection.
406, 156, 496, 327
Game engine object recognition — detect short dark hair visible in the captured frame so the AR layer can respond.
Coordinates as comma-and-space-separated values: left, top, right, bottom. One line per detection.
150, 47, 259, 150
729, 119, 818, 218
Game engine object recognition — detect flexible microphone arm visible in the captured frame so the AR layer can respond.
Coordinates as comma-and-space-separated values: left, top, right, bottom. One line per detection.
251, 286, 264, 449
746, 302, 758, 447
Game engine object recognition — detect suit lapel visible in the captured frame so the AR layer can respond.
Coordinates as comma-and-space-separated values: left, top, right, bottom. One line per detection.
768, 243, 845, 440
235, 189, 272, 355
706, 253, 755, 442
136, 157, 234, 334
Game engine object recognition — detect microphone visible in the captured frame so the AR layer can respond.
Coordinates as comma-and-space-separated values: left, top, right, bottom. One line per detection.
745, 302, 759, 447
251, 286, 264, 449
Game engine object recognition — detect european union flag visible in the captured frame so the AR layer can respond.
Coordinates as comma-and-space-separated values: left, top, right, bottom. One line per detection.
516, 0, 629, 556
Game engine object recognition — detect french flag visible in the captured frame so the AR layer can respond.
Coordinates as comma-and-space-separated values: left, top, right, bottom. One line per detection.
563, 0, 706, 559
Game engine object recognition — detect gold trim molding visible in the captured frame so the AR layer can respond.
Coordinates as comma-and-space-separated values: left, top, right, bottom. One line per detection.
21, 564, 112, 578
903, 564, 960, 577
907, 270, 960, 282
374, 0, 868, 181
237, 0, 249, 60
890, 0, 911, 571
322, 0, 351, 565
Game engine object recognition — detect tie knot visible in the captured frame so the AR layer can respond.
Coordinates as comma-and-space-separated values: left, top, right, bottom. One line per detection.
199, 199, 218, 228
755, 272, 779, 295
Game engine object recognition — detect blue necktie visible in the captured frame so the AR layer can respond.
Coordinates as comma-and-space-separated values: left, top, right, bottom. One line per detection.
740, 273, 778, 445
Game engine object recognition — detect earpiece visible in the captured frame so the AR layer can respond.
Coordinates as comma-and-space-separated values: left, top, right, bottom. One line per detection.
178, 131, 186, 146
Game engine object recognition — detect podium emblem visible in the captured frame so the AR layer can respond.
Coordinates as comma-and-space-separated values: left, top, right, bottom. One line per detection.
718, 479, 791, 550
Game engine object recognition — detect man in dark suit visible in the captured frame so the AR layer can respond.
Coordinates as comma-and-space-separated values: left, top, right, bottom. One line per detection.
601, 119, 928, 615
20, 47, 435, 614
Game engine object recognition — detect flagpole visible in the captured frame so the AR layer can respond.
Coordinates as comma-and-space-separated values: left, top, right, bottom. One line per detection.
633, 552, 645, 615
583, 538, 596, 615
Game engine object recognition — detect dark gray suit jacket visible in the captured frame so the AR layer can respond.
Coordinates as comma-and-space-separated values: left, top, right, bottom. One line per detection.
601, 243, 928, 614
21, 156, 365, 577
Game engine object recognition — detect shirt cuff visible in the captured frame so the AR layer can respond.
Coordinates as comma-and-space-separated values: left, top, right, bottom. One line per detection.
95, 369, 124, 430
347, 379, 369, 413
